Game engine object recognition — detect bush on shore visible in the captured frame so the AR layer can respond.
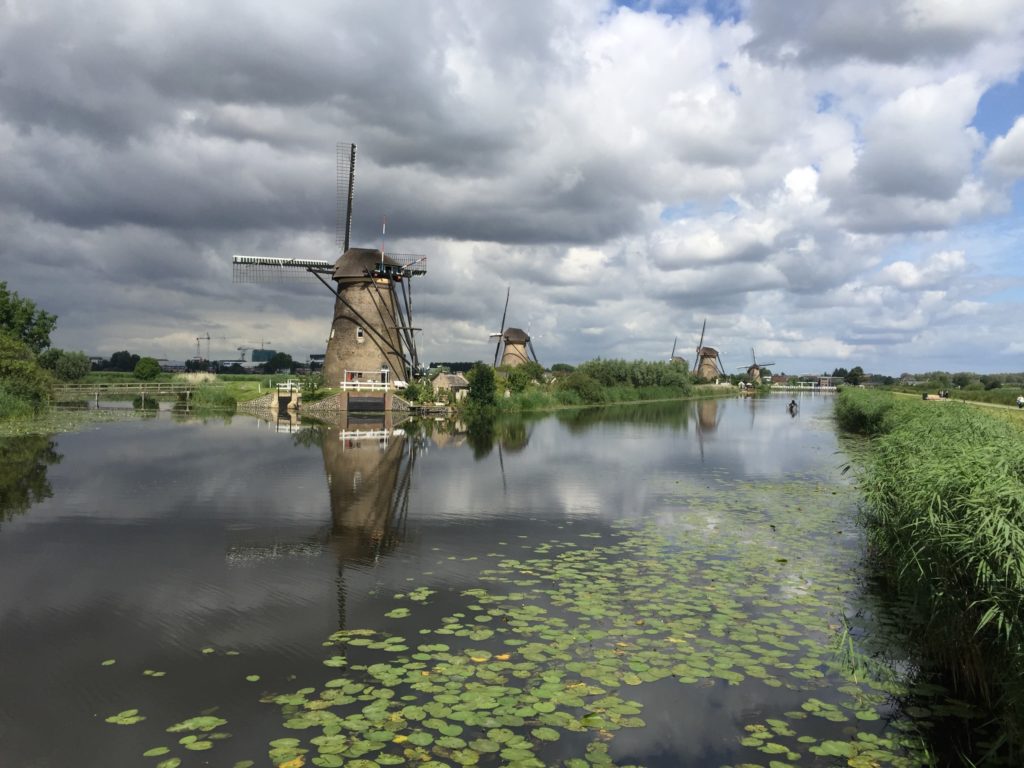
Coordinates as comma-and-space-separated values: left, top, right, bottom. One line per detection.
0, 331, 54, 417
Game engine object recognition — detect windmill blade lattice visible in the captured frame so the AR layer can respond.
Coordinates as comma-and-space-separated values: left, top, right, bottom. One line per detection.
493, 287, 510, 367
232, 255, 334, 283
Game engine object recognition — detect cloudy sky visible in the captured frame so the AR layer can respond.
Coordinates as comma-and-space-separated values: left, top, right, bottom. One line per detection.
2, 0, 1023, 376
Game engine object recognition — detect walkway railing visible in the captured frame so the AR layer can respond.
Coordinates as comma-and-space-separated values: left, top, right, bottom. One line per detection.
53, 382, 199, 400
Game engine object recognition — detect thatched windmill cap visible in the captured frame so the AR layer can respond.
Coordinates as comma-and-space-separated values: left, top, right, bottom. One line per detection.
332, 247, 403, 280
698, 346, 719, 356
503, 327, 530, 343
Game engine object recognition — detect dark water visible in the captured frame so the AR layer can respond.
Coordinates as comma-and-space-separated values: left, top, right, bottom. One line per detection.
0, 395, 936, 767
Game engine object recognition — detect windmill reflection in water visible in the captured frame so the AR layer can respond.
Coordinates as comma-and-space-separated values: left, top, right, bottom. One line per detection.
226, 412, 429, 629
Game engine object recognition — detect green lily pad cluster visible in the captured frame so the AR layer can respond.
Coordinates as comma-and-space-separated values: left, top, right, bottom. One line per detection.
105, 464, 983, 766
247, 475, 938, 766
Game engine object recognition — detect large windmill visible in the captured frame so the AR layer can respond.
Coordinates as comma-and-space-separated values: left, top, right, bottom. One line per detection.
489, 287, 539, 368
692, 319, 726, 381
232, 143, 427, 388
738, 348, 775, 385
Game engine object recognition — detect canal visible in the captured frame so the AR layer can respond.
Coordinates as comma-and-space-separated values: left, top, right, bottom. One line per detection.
0, 395, 953, 766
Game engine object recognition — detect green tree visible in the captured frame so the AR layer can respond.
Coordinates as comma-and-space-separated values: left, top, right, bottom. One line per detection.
0, 282, 57, 354
134, 357, 161, 380
844, 366, 864, 385
264, 352, 294, 374
466, 363, 496, 406
550, 363, 575, 373
55, 351, 90, 382
505, 366, 533, 394
109, 350, 140, 372
951, 372, 974, 388
0, 331, 54, 411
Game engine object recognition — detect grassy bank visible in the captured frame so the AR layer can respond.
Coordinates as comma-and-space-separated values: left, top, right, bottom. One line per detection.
836, 389, 1024, 755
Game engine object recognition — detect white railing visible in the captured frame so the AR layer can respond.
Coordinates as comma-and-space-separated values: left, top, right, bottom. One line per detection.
339, 380, 390, 391
339, 428, 392, 441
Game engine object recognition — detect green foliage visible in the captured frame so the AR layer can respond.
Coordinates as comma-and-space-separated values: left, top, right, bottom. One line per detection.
466, 364, 496, 407
840, 393, 1024, 742
576, 359, 691, 390
189, 385, 236, 410
299, 373, 325, 401
504, 366, 532, 394
264, 352, 294, 374
38, 349, 91, 382
133, 357, 162, 381
108, 350, 141, 372
0, 331, 54, 413
550, 363, 575, 373
843, 366, 864, 385
833, 389, 904, 435
55, 351, 91, 382
0, 282, 57, 355
402, 378, 434, 404
0, 384, 35, 419
556, 371, 605, 404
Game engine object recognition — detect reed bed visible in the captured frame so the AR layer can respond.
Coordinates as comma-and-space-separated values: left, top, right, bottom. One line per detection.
837, 389, 1024, 751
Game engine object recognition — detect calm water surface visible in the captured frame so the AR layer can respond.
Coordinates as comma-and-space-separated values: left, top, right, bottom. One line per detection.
0, 395, 933, 766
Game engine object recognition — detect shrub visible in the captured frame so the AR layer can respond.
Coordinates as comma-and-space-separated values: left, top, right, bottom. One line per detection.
0, 383, 34, 419
466, 364, 497, 407
557, 371, 604, 404
55, 351, 90, 382
0, 331, 53, 410
134, 357, 161, 380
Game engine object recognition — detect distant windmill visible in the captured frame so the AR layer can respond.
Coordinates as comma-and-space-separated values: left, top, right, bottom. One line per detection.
489, 287, 539, 368
738, 348, 775, 385
232, 143, 428, 387
692, 319, 725, 381
669, 337, 687, 365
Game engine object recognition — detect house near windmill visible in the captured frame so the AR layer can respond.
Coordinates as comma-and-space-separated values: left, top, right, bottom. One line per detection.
489, 287, 539, 368
432, 372, 470, 401
232, 143, 427, 409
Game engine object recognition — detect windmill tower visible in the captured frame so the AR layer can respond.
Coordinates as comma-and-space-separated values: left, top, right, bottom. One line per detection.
232, 143, 427, 388
489, 287, 539, 368
739, 348, 775, 385
692, 319, 726, 381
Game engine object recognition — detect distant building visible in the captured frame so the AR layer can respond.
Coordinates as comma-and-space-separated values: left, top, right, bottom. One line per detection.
432, 372, 470, 401
157, 359, 188, 372
251, 349, 277, 363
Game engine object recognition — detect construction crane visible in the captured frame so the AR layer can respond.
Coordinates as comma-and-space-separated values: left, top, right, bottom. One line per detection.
195, 332, 210, 360
236, 346, 252, 362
